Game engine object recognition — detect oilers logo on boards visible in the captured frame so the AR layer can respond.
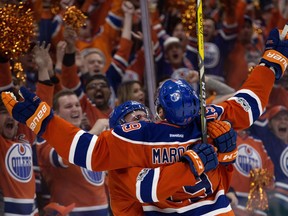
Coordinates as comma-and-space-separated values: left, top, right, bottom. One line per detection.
280, 147, 288, 177
81, 168, 105, 186
5, 143, 33, 182
235, 144, 262, 177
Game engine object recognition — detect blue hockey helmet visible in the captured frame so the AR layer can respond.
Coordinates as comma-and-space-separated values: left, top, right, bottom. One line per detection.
109, 100, 149, 128
155, 79, 200, 125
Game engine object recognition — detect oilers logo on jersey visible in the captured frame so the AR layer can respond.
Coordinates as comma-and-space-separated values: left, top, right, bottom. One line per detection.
235, 144, 262, 177
280, 147, 288, 177
235, 97, 251, 112
81, 167, 105, 186
5, 143, 33, 182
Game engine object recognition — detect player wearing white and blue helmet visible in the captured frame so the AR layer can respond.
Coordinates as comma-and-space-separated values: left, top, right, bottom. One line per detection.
109, 100, 151, 129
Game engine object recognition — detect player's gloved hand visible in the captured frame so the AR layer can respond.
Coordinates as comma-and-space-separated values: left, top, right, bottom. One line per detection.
207, 120, 237, 164
259, 28, 288, 80
181, 143, 218, 177
1, 86, 54, 136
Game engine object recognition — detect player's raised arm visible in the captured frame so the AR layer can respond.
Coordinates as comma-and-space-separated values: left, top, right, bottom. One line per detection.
2, 27, 288, 174
206, 27, 288, 130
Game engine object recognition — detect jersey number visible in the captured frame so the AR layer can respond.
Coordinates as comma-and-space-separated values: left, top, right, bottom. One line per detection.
183, 174, 213, 202
122, 123, 141, 132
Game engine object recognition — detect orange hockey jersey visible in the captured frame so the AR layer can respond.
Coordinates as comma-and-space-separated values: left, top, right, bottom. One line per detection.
36, 139, 108, 215
109, 163, 234, 215
41, 65, 274, 169
0, 136, 38, 215
36, 66, 275, 215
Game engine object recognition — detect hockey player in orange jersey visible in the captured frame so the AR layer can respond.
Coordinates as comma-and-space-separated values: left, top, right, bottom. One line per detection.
2, 27, 288, 215
106, 100, 236, 215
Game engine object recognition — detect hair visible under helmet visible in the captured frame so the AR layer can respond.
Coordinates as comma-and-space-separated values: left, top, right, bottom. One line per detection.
109, 100, 149, 128
155, 79, 200, 126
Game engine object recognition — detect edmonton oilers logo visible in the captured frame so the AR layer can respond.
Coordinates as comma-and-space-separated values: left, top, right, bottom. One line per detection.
5, 143, 33, 182
81, 168, 105, 186
170, 92, 180, 102
235, 144, 262, 177
280, 147, 288, 177
204, 42, 220, 68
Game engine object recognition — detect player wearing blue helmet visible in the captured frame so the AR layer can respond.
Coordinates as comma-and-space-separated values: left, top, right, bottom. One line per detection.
110, 79, 200, 128
109, 100, 150, 129
155, 79, 200, 125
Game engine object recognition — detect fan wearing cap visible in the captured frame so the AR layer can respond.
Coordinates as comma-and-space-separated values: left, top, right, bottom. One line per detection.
249, 105, 288, 215
156, 36, 195, 83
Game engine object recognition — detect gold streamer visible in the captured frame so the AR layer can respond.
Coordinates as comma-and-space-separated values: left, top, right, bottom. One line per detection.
181, 2, 197, 36
0, 2, 35, 59
167, 0, 197, 36
246, 168, 273, 212
50, 0, 61, 15
63, 6, 87, 32
14, 62, 26, 84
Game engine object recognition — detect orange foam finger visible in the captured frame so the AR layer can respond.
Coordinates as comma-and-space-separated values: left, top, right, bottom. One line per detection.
1, 92, 17, 116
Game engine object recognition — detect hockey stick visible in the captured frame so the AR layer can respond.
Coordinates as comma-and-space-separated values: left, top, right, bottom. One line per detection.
197, 0, 207, 143
280, 23, 288, 40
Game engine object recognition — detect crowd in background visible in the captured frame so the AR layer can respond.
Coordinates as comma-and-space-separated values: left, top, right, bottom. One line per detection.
0, 0, 288, 215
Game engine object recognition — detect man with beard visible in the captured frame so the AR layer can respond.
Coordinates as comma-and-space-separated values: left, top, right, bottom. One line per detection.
83, 74, 113, 121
